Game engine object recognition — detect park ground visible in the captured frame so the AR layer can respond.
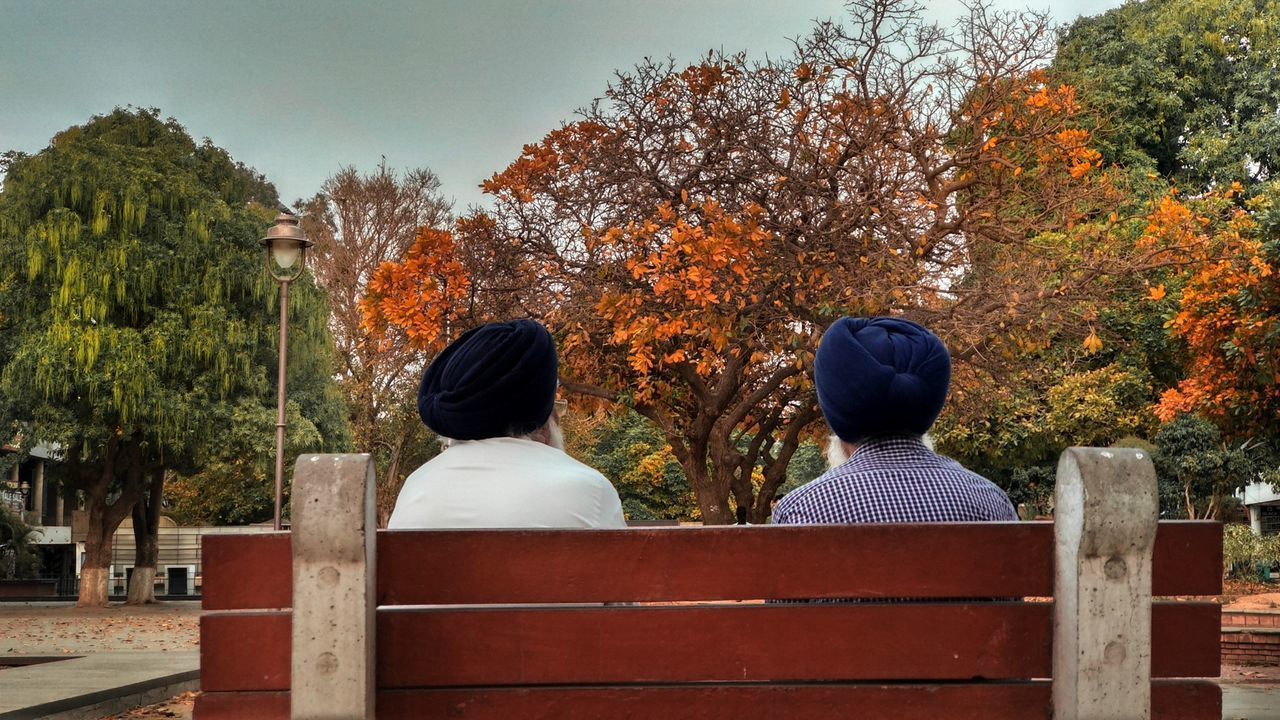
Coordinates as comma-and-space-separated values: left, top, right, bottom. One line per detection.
1, 592, 1278, 719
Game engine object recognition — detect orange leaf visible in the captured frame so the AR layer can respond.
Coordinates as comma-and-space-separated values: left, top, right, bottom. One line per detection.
1082, 330, 1103, 355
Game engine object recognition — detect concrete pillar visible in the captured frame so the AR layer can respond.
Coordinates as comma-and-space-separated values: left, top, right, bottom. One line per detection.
1053, 447, 1158, 720
55, 488, 65, 527
32, 460, 44, 524
1249, 505, 1262, 535
290, 454, 376, 720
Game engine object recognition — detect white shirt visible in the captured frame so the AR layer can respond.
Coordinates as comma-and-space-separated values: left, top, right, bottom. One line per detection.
387, 437, 627, 529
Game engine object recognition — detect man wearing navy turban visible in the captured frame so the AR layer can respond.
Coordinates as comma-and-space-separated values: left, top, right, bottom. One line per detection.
773, 317, 1015, 524
388, 320, 626, 529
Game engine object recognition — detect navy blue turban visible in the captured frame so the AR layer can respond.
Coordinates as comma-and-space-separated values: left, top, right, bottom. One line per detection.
814, 317, 951, 443
418, 320, 559, 440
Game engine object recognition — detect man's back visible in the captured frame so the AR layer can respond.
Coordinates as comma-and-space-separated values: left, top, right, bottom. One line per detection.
387, 437, 626, 529
773, 436, 1016, 524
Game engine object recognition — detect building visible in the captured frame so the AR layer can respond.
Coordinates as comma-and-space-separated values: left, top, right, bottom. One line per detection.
4, 442, 275, 597
105, 519, 276, 596
1242, 480, 1280, 536
2, 442, 76, 594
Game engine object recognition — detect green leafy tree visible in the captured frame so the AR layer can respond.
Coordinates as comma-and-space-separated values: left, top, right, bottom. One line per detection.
1154, 414, 1258, 519
579, 410, 698, 522
166, 400, 322, 525
1055, 0, 1280, 188
0, 504, 40, 579
1223, 523, 1280, 578
1045, 365, 1158, 448
0, 108, 348, 605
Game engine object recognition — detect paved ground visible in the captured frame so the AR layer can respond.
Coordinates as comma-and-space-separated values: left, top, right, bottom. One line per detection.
0, 652, 198, 719
1225, 685, 1280, 719
0, 602, 200, 719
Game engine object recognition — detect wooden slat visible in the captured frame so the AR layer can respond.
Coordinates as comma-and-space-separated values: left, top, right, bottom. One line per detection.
199, 601, 1217, 692
1152, 602, 1220, 678
200, 522, 1220, 610
193, 680, 1220, 720
1153, 521, 1222, 596
201, 533, 290, 610
378, 524, 1055, 604
201, 612, 290, 692
378, 603, 1052, 686
195, 691, 289, 719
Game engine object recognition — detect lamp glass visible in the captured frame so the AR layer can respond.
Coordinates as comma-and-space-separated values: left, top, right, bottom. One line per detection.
270, 239, 301, 270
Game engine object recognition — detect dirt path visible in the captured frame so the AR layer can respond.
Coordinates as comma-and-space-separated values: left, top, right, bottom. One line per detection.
1225, 592, 1280, 612
0, 601, 200, 655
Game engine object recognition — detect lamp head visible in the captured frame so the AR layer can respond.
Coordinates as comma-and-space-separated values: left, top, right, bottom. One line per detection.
261, 212, 314, 277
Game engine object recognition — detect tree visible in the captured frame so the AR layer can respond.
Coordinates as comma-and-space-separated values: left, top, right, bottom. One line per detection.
576, 409, 699, 522
297, 164, 451, 523
0, 504, 39, 579
0, 108, 346, 605
1045, 364, 1157, 448
1153, 414, 1258, 519
165, 400, 324, 525
1153, 184, 1280, 454
1054, 0, 1280, 189
367, 0, 1130, 523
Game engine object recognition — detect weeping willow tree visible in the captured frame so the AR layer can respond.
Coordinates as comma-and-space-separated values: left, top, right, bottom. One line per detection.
0, 108, 349, 605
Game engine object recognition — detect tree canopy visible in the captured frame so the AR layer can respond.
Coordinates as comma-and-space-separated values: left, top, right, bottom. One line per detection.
0, 108, 348, 602
1054, 0, 1280, 188
298, 164, 451, 523
363, 0, 1158, 523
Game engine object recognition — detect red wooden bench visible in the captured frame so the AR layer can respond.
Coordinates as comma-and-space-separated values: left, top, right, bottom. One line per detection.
195, 448, 1222, 719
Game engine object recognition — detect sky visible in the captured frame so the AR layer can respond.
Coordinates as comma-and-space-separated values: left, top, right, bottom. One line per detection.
0, 0, 1121, 212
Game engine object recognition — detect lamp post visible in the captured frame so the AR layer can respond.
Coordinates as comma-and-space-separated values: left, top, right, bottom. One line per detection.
261, 212, 314, 530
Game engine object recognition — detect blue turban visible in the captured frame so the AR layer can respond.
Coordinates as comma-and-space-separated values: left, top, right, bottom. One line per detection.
418, 320, 558, 440
814, 317, 951, 443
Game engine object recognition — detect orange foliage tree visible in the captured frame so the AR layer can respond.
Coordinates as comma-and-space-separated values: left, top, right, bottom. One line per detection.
366, 0, 1131, 523
1153, 186, 1280, 439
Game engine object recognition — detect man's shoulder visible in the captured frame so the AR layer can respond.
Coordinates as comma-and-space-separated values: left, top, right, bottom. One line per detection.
774, 454, 1015, 523
772, 467, 857, 521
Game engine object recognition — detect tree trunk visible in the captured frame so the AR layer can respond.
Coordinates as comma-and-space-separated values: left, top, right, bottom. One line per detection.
76, 438, 146, 607
377, 435, 406, 528
679, 452, 733, 524
127, 468, 164, 604
643, 405, 734, 524
79, 494, 118, 607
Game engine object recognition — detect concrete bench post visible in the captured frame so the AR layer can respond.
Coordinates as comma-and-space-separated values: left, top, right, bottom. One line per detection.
290, 454, 377, 720
1053, 447, 1159, 720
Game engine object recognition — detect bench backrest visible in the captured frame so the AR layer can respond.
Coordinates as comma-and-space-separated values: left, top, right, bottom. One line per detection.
195, 449, 1223, 720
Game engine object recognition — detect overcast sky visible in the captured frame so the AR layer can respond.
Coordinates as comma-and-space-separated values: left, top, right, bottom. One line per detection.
1, 0, 1120, 212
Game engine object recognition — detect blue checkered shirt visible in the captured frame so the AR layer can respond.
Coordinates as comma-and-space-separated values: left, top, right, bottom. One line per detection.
773, 436, 1016, 524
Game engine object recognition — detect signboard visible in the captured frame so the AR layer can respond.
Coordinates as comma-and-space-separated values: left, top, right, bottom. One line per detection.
32, 526, 72, 544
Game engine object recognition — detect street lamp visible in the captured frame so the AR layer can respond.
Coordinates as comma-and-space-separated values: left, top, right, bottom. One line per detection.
261, 212, 314, 531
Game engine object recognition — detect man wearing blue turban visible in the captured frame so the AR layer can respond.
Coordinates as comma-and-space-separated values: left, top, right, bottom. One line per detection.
773, 317, 1015, 524
388, 320, 626, 528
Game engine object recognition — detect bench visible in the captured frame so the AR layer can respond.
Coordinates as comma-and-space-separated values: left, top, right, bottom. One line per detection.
195, 448, 1223, 719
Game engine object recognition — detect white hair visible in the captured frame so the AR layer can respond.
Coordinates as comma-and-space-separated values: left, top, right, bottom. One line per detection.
825, 432, 936, 469
437, 415, 565, 452
826, 434, 854, 469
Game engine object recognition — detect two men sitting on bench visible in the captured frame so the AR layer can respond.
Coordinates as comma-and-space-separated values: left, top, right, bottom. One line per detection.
388, 316, 1012, 529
